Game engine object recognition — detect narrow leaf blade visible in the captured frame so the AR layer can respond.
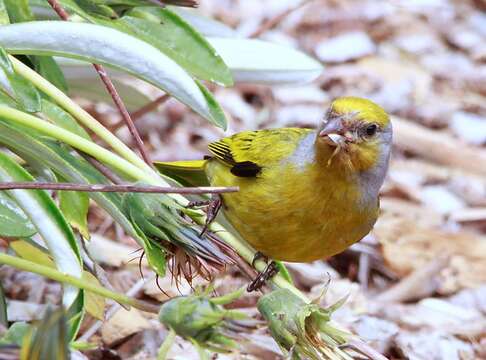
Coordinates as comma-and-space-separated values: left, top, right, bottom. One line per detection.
0, 21, 226, 126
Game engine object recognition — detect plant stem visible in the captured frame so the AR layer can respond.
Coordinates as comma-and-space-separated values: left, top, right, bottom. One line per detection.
0, 252, 159, 313
46, 0, 153, 166
9, 56, 155, 177
93, 63, 153, 166
130, 94, 170, 122
0, 182, 238, 194
0, 105, 158, 184
157, 328, 176, 360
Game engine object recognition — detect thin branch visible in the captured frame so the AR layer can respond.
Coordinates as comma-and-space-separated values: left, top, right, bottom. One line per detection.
131, 94, 171, 121
82, 154, 124, 184
249, 0, 316, 38
92, 64, 153, 166
47, 0, 153, 167
46, 0, 69, 18
0, 182, 238, 195
112, 94, 171, 132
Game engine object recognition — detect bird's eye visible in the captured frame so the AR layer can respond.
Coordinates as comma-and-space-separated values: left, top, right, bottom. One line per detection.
364, 124, 378, 137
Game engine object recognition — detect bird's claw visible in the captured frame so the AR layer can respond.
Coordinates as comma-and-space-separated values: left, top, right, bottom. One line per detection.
247, 260, 279, 292
251, 251, 268, 268
187, 196, 222, 237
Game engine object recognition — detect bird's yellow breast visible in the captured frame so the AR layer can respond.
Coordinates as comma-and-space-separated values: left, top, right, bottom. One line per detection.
205, 150, 379, 262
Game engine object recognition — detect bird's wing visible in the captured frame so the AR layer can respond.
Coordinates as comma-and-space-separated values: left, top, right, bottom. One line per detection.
208, 128, 312, 177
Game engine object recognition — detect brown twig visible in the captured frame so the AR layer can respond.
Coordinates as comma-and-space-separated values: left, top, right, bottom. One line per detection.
82, 154, 124, 184
46, 0, 69, 18
249, 0, 316, 38
112, 94, 171, 132
92, 64, 153, 166
47, 0, 153, 167
131, 94, 171, 121
0, 182, 239, 195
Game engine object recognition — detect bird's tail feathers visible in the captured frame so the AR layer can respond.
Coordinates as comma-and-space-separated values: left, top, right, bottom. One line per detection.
154, 160, 210, 187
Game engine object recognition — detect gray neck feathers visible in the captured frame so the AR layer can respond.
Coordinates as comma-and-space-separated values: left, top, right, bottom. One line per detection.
357, 123, 392, 206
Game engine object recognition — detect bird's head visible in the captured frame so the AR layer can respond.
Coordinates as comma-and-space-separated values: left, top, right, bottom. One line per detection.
316, 97, 392, 172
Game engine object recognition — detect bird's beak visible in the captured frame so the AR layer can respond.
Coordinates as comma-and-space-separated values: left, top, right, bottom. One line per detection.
318, 118, 346, 147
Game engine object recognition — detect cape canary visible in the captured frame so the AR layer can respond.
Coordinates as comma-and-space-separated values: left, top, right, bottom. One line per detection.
156, 97, 392, 263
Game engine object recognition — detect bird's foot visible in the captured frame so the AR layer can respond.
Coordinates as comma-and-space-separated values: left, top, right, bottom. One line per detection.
187, 195, 222, 237
247, 253, 279, 292
251, 251, 268, 267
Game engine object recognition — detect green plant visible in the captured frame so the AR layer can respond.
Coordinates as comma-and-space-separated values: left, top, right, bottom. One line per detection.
0, 1, 382, 359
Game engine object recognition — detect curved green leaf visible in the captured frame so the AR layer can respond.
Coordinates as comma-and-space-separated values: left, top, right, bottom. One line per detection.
41, 99, 90, 140
0, 47, 40, 113
0, 121, 144, 246
0, 152, 82, 309
121, 7, 233, 86
0, 151, 84, 340
208, 37, 324, 85
169, 7, 237, 38
58, 180, 90, 240
0, 191, 36, 238
0, 21, 227, 128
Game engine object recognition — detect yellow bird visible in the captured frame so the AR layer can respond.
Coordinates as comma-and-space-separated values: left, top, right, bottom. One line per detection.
156, 97, 392, 263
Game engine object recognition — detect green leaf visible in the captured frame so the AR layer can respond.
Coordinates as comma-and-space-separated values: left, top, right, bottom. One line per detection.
0, 322, 31, 346
0, 46, 12, 73
196, 80, 226, 129
169, 7, 237, 38
0, 281, 7, 328
0, 191, 36, 238
0, 87, 17, 107
10, 239, 85, 342
82, 272, 105, 320
0, 21, 227, 126
274, 261, 293, 285
20, 308, 70, 360
58, 178, 90, 239
5, 71, 41, 112
11, 239, 55, 267
0, 121, 145, 247
0, 0, 10, 25
207, 37, 324, 85
3, 0, 33, 23
30, 56, 68, 94
0, 151, 83, 335
120, 7, 233, 86
0, 47, 41, 112
41, 99, 90, 140
72, 0, 117, 18
2, 1, 68, 94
